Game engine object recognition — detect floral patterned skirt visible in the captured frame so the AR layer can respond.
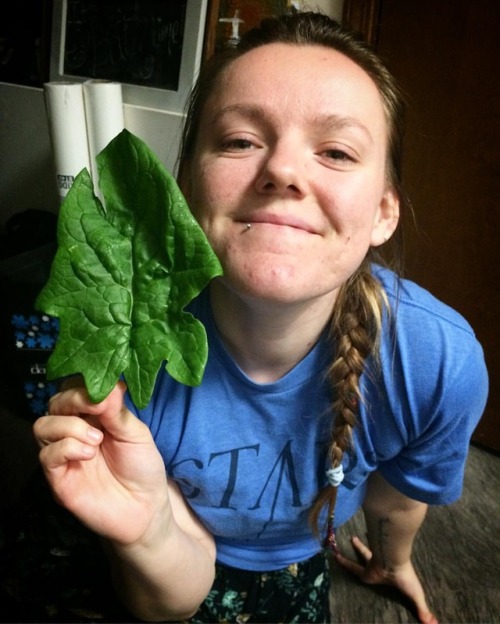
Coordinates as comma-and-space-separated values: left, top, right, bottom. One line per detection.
188, 552, 330, 624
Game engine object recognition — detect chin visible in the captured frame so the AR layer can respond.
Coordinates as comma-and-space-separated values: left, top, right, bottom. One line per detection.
219, 270, 326, 307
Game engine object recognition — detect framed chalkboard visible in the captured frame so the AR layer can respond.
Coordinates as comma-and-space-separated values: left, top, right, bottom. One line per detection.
50, 0, 207, 112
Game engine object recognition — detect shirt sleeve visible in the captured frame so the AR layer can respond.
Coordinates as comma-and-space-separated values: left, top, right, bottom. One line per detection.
372, 274, 489, 505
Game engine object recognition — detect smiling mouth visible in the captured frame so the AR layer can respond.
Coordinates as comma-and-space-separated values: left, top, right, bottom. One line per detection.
240, 214, 317, 234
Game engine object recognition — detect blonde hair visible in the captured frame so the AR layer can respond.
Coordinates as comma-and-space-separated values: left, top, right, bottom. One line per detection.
309, 258, 388, 536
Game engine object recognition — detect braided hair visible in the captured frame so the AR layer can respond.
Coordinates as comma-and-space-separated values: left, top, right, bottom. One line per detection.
178, 11, 407, 542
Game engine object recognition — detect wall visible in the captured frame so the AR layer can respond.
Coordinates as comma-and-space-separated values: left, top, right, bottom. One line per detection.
291, 0, 343, 20
0, 83, 59, 225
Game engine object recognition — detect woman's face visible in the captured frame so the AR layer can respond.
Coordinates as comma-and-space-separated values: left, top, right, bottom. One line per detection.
184, 43, 399, 306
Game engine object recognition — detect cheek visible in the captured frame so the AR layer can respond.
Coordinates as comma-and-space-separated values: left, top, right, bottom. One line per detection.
188, 161, 234, 220
186, 172, 214, 224
326, 179, 385, 239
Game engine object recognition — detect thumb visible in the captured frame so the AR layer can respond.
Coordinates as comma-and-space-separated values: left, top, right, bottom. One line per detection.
88, 381, 142, 440
96, 380, 128, 419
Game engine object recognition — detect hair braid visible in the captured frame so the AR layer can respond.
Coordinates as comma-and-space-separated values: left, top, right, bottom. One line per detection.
310, 259, 388, 540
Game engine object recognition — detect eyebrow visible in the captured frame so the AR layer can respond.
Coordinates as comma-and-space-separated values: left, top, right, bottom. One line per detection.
210, 104, 267, 125
210, 105, 374, 142
313, 113, 374, 142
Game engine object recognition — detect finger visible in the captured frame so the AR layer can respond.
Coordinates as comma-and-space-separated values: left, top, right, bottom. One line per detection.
401, 578, 438, 624
418, 605, 439, 624
39, 435, 99, 471
49, 385, 96, 416
403, 581, 438, 624
350, 535, 373, 561
48, 382, 141, 440
48, 381, 126, 420
34, 414, 103, 448
334, 551, 367, 578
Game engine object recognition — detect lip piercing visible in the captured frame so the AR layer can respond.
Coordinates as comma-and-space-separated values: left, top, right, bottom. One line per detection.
245, 223, 252, 230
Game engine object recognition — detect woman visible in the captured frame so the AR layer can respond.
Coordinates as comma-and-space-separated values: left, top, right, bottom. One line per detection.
34, 12, 488, 624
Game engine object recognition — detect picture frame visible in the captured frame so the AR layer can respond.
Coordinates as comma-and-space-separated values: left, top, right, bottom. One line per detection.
49, 0, 208, 112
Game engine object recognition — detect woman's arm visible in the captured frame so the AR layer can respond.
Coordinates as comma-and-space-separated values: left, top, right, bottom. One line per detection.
105, 479, 216, 622
362, 470, 428, 571
335, 471, 438, 624
34, 383, 216, 622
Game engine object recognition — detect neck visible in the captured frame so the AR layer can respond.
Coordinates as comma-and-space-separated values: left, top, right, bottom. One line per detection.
209, 280, 337, 383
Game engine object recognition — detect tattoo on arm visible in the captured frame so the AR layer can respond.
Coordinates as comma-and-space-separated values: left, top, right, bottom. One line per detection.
377, 517, 395, 573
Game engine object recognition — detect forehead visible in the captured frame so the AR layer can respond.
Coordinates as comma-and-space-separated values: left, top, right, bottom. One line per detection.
206, 43, 387, 134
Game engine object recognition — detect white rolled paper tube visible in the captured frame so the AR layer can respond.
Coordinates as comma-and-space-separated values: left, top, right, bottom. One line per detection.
44, 82, 92, 201
83, 80, 125, 186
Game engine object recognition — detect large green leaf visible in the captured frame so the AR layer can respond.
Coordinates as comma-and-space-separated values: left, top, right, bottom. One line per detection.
36, 129, 223, 408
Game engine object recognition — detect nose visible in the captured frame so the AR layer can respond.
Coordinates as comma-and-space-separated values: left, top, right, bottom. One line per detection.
255, 140, 307, 198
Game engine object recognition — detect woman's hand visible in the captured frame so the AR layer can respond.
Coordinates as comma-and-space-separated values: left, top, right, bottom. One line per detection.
335, 535, 438, 624
336, 471, 440, 624
33, 381, 170, 546
34, 382, 216, 621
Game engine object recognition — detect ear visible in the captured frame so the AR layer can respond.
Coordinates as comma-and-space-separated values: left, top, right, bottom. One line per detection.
370, 187, 400, 247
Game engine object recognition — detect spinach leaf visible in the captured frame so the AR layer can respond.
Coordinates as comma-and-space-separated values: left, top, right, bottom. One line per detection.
36, 129, 223, 408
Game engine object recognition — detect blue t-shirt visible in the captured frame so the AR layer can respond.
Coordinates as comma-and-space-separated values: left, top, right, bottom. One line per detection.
125, 265, 488, 571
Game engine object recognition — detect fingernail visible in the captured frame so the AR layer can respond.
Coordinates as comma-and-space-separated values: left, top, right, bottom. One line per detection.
87, 427, 101, 442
